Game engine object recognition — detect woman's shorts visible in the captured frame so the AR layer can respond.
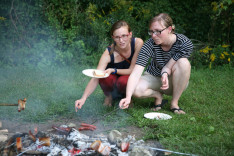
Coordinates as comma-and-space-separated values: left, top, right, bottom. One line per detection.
140, 71, 188, 95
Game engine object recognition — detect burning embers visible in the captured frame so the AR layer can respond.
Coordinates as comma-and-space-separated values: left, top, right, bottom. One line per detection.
0, 124, 162, 156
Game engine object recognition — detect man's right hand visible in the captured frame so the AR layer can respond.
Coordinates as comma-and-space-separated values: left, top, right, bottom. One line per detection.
75, 99, 85, 112
119, 97, 131, 109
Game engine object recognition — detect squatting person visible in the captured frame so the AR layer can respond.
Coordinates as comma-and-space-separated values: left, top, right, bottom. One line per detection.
75, 20, 143, 111
119, 13, 193, 114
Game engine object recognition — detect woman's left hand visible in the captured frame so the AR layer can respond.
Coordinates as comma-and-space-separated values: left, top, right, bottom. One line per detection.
160, 73, 169, 90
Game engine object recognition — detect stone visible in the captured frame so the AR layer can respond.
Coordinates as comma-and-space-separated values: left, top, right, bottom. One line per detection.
107, 130, 122, 144
129, 146, 152, 156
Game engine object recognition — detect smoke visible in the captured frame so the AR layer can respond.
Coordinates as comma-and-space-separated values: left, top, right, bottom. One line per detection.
0, 0, 129, 130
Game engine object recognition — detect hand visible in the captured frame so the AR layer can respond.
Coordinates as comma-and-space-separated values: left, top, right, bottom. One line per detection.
160, 73, 169, 90
75, 99, 85, 112
119, 97, 131, 109
105, 68, 115, 75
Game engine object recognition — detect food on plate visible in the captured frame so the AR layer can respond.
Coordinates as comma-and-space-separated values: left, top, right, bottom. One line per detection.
93, 70, 105, 77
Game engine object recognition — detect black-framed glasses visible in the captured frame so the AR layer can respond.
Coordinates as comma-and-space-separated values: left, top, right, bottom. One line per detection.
112, 33, 130, 41
148, 27, 168, 36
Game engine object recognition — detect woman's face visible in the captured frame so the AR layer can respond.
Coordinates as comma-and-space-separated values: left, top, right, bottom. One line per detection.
112, 26, 132, 49
149, 21, 169, 45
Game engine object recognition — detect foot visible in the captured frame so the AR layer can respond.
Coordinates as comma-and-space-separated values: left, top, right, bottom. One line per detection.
170, 108, 186, 114
103, 95, 112, 107
151, 99, 168, 111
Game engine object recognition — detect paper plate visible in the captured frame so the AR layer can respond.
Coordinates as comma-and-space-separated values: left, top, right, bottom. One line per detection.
144, 112, 172, 120
82, 69, 109, 78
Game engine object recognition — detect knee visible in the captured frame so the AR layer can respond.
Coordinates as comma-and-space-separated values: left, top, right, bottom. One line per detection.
172, 58, 191, 73
134, 83, 147, 98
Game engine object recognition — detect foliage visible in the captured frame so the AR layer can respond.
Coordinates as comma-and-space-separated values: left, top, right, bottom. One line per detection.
191, 43, 234, 68
0, 0, 233, 68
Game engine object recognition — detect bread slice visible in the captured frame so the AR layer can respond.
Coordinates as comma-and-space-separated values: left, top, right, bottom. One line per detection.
93, 70, 105, 77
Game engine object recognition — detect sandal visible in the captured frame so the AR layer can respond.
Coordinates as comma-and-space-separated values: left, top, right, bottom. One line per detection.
151, 99, 168, 111
170, 108, 185, 114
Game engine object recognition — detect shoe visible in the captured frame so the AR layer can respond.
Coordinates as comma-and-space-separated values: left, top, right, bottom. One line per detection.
170, 108, 185, 114
151, 99, 168, 111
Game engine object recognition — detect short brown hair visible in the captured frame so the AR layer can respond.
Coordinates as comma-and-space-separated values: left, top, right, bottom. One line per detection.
149, 13, 175, 33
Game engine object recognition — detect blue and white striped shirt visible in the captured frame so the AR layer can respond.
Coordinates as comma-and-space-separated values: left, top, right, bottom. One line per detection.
136, 33, 193, 76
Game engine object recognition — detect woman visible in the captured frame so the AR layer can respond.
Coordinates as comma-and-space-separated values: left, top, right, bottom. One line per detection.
75, 20, 143, 111
119, 13, 193, 114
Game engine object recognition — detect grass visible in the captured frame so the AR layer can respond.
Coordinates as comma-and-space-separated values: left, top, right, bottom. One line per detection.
127, 66, 234, 156
0, 65, 233, 155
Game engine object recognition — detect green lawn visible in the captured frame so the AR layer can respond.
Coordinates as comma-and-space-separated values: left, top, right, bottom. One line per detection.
127, 66, 234, 156
0, 65, 233, 156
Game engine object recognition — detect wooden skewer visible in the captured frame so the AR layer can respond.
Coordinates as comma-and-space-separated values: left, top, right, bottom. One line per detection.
0, 98, 27, 112
0, 103, 18, 106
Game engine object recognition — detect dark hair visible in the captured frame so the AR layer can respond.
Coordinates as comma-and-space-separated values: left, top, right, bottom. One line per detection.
149, 13, 175, 33
110, 20, 131, 36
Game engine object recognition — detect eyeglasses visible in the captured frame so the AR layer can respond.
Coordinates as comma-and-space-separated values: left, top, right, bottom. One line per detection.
148, 27, 168, 36
112, 34, 129, 41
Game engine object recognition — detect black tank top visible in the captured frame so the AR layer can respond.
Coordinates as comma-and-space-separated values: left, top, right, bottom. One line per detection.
106, 37, 135, 70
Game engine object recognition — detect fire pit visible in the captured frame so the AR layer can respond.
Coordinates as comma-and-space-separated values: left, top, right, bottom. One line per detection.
0, 124, 164, 156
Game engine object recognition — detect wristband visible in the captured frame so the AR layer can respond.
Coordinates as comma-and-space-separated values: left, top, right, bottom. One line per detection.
112, 68, 117, 74
161, 71, 169, 76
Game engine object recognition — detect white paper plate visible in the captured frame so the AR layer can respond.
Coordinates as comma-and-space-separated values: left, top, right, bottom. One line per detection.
82, 69, 109, 78
144, 112, 172, 120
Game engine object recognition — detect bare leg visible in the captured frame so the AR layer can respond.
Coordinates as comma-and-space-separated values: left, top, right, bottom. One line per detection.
133, 78, 163, 110
103, 94, 112, 107
170, 58, 191, 114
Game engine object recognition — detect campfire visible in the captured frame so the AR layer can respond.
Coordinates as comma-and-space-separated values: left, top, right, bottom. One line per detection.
0, 123, 163, 156
0, 98, 164, 155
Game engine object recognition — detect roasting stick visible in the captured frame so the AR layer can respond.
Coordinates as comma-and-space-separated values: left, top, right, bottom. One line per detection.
135, 146, 197, 156
90, 107, 121, 124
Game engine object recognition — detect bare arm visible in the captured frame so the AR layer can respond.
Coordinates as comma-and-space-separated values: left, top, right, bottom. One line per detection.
160, 58, 176, 90
119, 65, 145, 109
107, 38, 143, 75
75, 49, 110, 111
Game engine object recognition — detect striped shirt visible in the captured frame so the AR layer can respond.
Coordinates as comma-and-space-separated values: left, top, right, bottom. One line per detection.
136, 33, 193, 76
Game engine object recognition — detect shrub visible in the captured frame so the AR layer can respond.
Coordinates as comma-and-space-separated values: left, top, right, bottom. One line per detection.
198, 44, 233, 68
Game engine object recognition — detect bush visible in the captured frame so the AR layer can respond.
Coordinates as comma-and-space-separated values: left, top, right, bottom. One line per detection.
191, 44, 233, 68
